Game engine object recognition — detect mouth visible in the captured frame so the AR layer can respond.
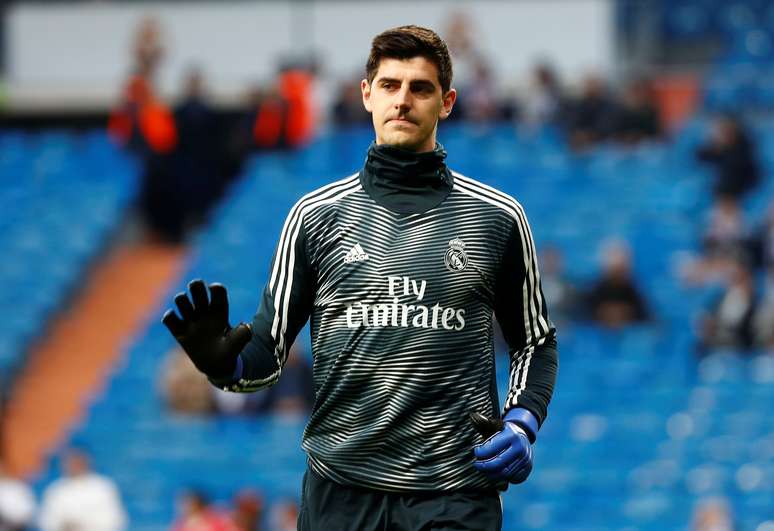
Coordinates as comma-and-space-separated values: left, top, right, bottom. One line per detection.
387, 117, 415, 126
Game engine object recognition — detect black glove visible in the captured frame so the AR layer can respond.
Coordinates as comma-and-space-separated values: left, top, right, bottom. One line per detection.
469, 412, 504, 439
161, 279, 252, 379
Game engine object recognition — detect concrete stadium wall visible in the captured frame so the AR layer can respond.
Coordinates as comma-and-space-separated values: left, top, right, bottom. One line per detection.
5, 0, 612, 111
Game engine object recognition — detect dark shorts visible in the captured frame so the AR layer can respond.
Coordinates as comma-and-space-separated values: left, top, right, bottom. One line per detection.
297, 468, 503, 531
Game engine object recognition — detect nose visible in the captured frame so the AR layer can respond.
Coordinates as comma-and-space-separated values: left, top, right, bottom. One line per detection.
394, 84, 412, 113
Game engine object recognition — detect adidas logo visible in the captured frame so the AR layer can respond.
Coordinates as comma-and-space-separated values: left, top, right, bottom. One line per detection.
344, 243, 369, 264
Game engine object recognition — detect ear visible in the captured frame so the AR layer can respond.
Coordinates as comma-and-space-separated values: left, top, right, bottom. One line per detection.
439, 88, 457, 121
361, 79, 373, 113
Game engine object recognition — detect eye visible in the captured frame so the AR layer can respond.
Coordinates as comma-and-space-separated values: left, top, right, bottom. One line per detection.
412, 84, 435, 95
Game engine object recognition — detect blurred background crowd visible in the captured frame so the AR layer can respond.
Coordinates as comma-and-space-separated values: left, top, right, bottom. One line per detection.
0, 0, 772, 530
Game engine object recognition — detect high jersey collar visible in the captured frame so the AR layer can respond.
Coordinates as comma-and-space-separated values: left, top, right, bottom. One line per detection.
360, 142, 453, 215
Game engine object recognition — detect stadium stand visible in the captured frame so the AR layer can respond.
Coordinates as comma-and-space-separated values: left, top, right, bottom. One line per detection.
23, 122, 772, 530
0, 131, 137, 389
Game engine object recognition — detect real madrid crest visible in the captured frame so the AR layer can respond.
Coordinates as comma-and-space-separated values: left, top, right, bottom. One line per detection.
444, 237, 468, 272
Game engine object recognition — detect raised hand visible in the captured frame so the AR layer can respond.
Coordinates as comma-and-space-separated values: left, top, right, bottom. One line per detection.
162, 280, 252, 379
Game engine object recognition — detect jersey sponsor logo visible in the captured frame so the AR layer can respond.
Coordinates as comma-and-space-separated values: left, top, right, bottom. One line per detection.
345, 275, 466, 330
444, 237, 468, 272
344, 243, 369, 264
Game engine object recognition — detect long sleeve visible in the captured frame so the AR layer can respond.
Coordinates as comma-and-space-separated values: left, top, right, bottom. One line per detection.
494, 209, 558, 427
216, 204, 316, 392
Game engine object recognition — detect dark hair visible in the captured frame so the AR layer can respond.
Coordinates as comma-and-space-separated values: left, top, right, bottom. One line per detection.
366, 25, 453, 93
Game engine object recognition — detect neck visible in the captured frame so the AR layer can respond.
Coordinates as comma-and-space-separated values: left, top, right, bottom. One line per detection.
375, 136, 437, 154
359, 142, 453, 215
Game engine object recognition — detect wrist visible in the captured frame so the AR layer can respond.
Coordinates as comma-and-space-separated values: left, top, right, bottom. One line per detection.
504, 407, 538, 444
207, 355, 242, 389
205, 351, 239, 380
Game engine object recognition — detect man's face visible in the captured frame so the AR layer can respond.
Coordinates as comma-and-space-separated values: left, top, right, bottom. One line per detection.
362, 57, 456, 152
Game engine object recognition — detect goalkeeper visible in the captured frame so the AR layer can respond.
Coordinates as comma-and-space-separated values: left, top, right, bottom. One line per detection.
163, 25, 558, 531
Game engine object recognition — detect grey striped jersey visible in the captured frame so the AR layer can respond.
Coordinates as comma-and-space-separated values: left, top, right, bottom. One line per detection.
223, 169, 557, 492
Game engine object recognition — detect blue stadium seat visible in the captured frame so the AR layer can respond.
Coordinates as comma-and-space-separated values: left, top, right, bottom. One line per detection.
0, 130, 138, 380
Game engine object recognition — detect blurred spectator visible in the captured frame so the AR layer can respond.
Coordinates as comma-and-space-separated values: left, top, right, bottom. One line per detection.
521, 62, 564, 129
212, 387, 253, 416
612, 78, 662, 144
108, 73, 177, 156
332, 76, 370, 126
690, 497, 737, 531
0, 458, 35, 531
444, 11, 478, 92
110, 18, 181, 243
172, 68, 226, 227
212, 345, 314, 416
698, 260, 757, 354
161, 346, 215, 415
460, 58, 499, 123
585, 240, 650, 328
209, 348, 311, 417
108, 17, 176, 156
265, 347, 314, 416
444, 10, 496, 122
249, 65, 316, 150
39, 448, 127, 531
172, 491, 235, 531
752, 266, 774, 350
137, 67, 225, 244
252, 84, 287, 149
268, 500, 298, 531
278, 66, 317, 148
138, 147, 185, 243
133, 16, 164, 76
696, 114, 760, 199
224, 84, 266, 164
563, 75, 617, 150
680, 196, 752, 286
229, 490, 264, 531
539, 245, 579, 324
702, 196, 751, 261
750, 200, 774, 270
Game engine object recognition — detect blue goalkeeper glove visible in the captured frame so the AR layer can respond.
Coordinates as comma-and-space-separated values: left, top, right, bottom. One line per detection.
470, 408, 538, 484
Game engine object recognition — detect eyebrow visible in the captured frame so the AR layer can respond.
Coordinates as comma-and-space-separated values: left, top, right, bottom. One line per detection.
377, 77, 437, 90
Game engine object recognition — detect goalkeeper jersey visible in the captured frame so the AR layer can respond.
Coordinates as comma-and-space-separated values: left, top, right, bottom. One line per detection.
216, 142, 558, 492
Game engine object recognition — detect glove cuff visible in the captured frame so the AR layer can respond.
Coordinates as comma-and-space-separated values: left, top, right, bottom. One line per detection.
504, 407, 538, 444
